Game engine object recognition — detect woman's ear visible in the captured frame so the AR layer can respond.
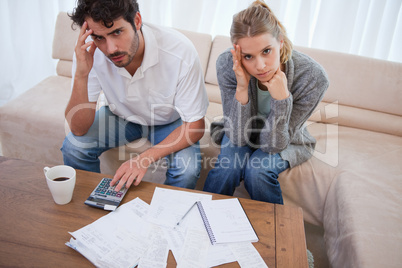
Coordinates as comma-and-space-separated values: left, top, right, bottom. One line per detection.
279, 35, 284, 49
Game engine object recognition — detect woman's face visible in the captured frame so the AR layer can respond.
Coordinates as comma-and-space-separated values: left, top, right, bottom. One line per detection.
236, 33, 283, 82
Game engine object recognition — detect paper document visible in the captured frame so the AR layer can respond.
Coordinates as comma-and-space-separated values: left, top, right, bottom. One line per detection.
66, 198, 151, 268
66, 189, 266, 267
146, 187, 212, 228
230, 242, 268, 268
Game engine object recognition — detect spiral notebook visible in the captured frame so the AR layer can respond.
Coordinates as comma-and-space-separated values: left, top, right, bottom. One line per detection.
196, 198, 258, 245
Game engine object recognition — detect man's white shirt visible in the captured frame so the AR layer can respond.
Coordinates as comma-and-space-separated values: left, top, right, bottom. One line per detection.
72, 22, 209, 125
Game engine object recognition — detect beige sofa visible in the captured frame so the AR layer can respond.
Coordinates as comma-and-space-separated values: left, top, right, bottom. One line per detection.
1, 12, 401, 268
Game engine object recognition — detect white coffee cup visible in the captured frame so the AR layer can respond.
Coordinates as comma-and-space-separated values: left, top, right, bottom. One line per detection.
44, 165, 76, 205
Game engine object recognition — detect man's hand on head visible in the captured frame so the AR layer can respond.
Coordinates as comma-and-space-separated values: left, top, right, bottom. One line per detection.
74, 21, 97, 78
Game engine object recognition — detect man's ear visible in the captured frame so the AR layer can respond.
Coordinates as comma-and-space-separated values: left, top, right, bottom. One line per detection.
134, 12, 142, 31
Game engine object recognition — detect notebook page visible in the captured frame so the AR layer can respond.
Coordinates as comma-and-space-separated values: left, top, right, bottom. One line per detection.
199, 198, 258, 244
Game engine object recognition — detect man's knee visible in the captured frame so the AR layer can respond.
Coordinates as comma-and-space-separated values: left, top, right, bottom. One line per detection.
165, 148, 201, 188
172, 148, 201, 176
61, 134, 75, 157
61, 132, 100, 159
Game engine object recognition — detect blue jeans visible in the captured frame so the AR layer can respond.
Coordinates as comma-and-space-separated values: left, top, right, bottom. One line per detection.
61, 106, 201, 189
203, 134, 290, 204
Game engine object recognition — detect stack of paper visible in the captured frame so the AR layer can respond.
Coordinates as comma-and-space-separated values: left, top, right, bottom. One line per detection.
66, 187, 268, 268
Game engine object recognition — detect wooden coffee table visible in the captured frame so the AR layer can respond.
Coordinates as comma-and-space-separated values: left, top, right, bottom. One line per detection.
0, 157, 308, 267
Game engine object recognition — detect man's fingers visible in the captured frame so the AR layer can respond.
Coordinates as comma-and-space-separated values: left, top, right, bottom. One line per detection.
112, 157, 149, 190
88, 42, 97, 56
81, 41, 97, 56
81, 41, 94, 51
78, 22, 89, 40
78, 21, 88, 37
133, 173, 144, 186
125, 174, 138, 189
77, 23, 93, 50
112, 166, 124, 186
115, 173, 129, 192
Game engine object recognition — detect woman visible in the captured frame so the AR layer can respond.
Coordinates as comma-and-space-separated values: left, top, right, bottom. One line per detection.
203, 0, 329, 204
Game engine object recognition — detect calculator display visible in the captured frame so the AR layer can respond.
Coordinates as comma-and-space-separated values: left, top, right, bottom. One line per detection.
84, 178, 128, 210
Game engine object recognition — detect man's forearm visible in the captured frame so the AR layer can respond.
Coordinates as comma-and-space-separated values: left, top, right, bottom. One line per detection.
140, 118, 205, 164
112, 118, 205, 190
65, 76, 96, 136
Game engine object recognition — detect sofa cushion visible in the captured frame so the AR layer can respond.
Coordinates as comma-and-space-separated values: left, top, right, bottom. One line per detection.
56, 60, 74, 78
322, 134, 402, 267
280, 121, 402, 229
205, 83, 222, 104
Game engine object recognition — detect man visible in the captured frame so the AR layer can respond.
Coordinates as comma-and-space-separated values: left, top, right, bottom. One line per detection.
61, 0, 208, 192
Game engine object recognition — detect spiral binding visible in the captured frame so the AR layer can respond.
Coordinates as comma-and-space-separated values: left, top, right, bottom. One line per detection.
196, 201, 216, 245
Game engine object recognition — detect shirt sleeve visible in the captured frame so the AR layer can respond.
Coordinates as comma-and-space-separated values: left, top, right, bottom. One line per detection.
174, 56, 209, 123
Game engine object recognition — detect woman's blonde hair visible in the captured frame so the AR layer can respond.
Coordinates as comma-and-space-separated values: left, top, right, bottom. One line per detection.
230, 0, 293, 63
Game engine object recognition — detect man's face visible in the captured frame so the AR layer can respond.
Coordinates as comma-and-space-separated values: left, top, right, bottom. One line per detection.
87, 17, 139, 68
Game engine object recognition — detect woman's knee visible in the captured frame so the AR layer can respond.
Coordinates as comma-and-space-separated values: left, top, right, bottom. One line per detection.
243, 152, 288, 199
244, 167, 279, 187
248, 151, 289, 173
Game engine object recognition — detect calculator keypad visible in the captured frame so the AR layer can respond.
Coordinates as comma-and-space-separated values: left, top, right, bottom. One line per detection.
94, 178, 126, 198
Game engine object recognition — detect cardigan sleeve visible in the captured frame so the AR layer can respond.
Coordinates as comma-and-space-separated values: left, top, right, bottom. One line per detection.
259, 55, 329, 154
216, 50, 253, 146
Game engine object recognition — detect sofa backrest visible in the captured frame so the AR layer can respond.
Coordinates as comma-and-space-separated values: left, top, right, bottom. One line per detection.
297, 46, 402, 136
175, 28, 212, 78
52, 12, 402, 137
52, 12, 79, 77
52, 12, 212, 78
296, 46, 402, 116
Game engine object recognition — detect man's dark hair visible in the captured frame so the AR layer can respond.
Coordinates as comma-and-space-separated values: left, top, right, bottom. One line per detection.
69, 0, 140, 29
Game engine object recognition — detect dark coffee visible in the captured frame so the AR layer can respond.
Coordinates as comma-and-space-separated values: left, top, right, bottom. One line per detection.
53, 177, 70, 182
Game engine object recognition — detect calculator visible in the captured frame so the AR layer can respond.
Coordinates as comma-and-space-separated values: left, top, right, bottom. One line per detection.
84, 178, 128, 211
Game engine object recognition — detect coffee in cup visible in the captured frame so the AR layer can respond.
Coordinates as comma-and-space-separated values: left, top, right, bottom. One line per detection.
44, 165, 76, 205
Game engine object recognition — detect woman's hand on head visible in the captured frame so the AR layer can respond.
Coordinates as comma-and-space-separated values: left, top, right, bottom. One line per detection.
262, 66, 290, 100
231, 44, 250, 92
231, 44, 251, 105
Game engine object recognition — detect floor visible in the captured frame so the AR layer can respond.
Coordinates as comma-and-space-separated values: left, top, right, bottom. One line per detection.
304, 222, 331, 268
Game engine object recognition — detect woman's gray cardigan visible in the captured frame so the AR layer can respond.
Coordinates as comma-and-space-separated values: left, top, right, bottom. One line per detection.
211, 49, 329, 168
